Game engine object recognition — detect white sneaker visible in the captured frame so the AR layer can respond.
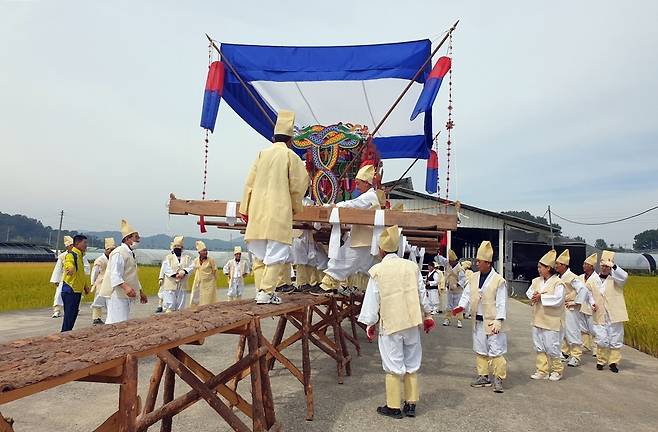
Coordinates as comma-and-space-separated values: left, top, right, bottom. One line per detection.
442, 319, 450, 326
255, 291, 282, 305
548, 372, 562, 381
457, 320, 463, 328
51, 311, 61, 318
567, 357, 581, 367
530, 372, 549, 380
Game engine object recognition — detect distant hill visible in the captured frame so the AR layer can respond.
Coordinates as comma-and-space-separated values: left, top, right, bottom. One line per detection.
0, 212, 244, 252
0, 211, 97, 248
86, 231, 245, 251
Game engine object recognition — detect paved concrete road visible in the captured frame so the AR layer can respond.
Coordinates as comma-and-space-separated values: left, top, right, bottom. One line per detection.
1, 287, 657, 431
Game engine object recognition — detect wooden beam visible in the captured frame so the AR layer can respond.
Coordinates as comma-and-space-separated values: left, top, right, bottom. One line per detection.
118, 355, 138, 432
158, 350, 251, 432
160, 365, 175, 432
168, 195, 457, 230
0, 414, 14, 432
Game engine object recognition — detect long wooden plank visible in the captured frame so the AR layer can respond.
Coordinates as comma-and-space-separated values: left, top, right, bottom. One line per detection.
168, 196, 457, 229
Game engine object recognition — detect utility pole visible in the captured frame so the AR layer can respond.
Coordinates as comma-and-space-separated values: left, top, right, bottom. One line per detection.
547, 205, 555, 250
55, 210, 64, 254
5, 227, 9, 242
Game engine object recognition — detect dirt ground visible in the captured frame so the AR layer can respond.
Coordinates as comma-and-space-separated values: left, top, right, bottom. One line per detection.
1, 286, 657, 432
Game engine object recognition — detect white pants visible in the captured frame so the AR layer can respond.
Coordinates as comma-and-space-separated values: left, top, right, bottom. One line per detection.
90, 290, 107, 309
427, 289, 439, 312
532, 326, 562, 358
473, 321, 507, 357
292, 232, 316, 266
579, 313, 594, 334
325, 243, 371, 282
447, 291, 462, 311
228, 279, 245, 298
248, 239, 291, 265
378, 326, 423, 375
564, 309, 583, 345
106, 291, 132, 324
53, 283, 64, 307
162, 288, 185, 312
593, 313, 624, 349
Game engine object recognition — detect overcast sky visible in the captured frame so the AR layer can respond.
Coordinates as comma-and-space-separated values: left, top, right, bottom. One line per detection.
1, 0, 656, 248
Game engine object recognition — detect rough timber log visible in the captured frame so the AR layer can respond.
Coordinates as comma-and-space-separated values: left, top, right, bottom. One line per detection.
0, 293, 362, 431
169, 194, 458, 230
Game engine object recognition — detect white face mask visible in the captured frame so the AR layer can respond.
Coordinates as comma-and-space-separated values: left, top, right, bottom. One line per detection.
130, 241, 140, 250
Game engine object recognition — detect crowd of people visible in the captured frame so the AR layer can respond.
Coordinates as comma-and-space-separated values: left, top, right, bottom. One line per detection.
47, 109, 630, 420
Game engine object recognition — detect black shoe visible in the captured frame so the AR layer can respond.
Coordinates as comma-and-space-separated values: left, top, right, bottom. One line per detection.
309, 286, 334, 296
376, 405, 403, 419
155, 306, 163, 314
596, 364, 604, 370
609, 363, 619, 373
92, 318, 104, 325
403, 402, 416, 417
562, 352, 570, 359
276, 284, 295, 294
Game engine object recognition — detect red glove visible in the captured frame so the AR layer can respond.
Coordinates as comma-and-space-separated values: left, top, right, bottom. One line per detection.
451, 306, 464, 316
366, 325, 376, 341
423, 318, 436, 334
240, 213, 248, 224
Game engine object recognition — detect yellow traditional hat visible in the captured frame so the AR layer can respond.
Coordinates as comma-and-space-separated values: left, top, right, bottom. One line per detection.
379, 225, 400, 253
448, 249, 458, 262
63, 235, 73, 247
234, 246, 242, 254
172, 236, 184, 248
355, 164, 375, 184
476, 241, 494, 262
461, 260, 472, 270
539, 250, 557, 267
120, 219, 137, 239
600, 250, 615, 267
584, 253, 597, 266
556, 249, 570, 265
195, 240, 206, 252
274, 110, 295, 136
104, 238, 116, 250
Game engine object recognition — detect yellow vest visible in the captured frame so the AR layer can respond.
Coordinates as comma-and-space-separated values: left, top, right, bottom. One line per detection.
530, 275, 563, 331
602, 275, 628, 323
62, 247, 88, 293
561, 269, 580, 310
369, 256, 423, 334
580, 273, 606, 325
100, 244, 140, 299
468, 270, 507, 335
240, 142, 310, 245
91, 254, 109, 292
162, 254, 193, 291
446, 264, 463, 292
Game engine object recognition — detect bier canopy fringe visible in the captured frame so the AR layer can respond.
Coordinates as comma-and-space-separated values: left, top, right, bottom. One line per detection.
216, 39, 438, 160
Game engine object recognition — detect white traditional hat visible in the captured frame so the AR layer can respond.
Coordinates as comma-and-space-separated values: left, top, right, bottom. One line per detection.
476, 241, 494, 262
120, 219, 138, 239
355, 165, 375, 184
172, 236, 184, 248
63, 236, 73, 247
234, 246, 242, 254
195, 240, 207, 252
104, 238, 116, 250
448, 249, 458, 262
539, 250, 557, 268
379, 225, 400, 253
556, 249, 570, 266
274, 110, 295, 136
600, 250, 615, 267
584, 253, 597, 266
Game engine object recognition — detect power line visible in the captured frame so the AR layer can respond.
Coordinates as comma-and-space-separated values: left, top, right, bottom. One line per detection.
551, 203, 658, 226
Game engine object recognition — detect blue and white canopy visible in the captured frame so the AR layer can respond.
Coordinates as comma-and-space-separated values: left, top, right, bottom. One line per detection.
220, 39, 434, 160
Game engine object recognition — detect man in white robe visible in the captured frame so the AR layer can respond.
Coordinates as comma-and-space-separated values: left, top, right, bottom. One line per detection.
313, 164, 381, 296
358, 225, 434, 419
579, 253, 601, 357
453, 241, 508, 393
101, 220, 147, 324
435, 250, 466, 327
425, 261, 441, 314
89, 238, 116, 325
223, 246, 250, 300
161, 236, 194, 312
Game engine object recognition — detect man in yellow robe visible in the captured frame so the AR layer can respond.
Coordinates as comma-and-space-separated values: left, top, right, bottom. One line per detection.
240, 110, 309, 304
191, 240, 218, 306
